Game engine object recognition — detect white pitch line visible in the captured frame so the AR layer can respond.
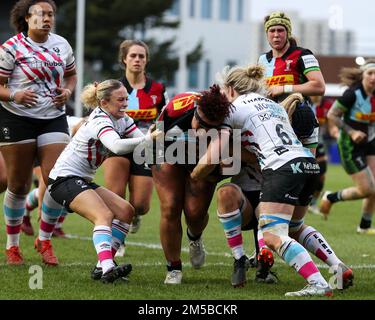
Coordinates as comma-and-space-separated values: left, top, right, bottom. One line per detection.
1, 261, 375, 269
62, 233, 375, 270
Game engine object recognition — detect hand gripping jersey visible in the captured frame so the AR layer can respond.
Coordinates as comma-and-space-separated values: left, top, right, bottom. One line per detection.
258, 46, 320, 102
223, 93, 314, 171
49, 107, 143, 181
121, 76, 168, 132
0, 32, 75, 119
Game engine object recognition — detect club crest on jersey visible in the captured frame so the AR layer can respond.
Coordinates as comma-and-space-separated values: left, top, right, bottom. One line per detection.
151, 95, 158, 105
2, 127, 10, 140
284, 60, 293, 71
53, 47, 60, 54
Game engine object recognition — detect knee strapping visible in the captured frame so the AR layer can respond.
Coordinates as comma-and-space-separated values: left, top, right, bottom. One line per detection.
259, 213, 291, 236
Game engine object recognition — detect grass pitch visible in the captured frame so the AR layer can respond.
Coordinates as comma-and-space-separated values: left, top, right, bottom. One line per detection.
0, 165, 374, 300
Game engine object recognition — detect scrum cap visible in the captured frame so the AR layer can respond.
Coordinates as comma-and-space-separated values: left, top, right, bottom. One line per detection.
264, 12, 292, 38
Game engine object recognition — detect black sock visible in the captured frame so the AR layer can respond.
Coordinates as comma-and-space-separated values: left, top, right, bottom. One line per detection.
327, 191, 342, 203
187, 228, 202, 241
359, 213, 372, 229
167, 260, 182, 272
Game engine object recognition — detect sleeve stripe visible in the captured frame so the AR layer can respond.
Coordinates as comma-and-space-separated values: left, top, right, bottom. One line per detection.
124, 126, 137, 135
303, 67, 320, 75
98, 128, 114, 138
304, 143, 318, 148
97, 125, 114, 137
333, 100, 347, 111
0, 66, 12, 72
0, 70, 11, 76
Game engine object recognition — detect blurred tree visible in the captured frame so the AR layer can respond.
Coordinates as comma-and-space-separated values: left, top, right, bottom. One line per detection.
55, 0, 201, 83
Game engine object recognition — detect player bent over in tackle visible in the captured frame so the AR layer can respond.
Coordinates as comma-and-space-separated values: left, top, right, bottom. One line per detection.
48, 80, 161, 283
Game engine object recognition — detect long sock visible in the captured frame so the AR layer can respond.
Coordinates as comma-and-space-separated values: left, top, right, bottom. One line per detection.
4, 190, 26, 249
298, 226, 342, 267
187, 228, 202, 241
167, 260, 182, 271
218, 209, 244, 259
55, 210, 68, 229
38, 190, 64, 241
278, 237, 328, 286
25, 188, 39, 217
327, 191, 342, 203
111, 219, 130, 257
93, 225, 114, 274
359, 212, 372, 229
257, 229, 267, 250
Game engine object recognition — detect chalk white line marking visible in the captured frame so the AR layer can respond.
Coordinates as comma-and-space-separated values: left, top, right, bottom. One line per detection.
60, 233, 375, 269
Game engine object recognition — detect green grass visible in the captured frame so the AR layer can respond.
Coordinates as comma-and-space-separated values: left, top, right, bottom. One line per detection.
0, 164, 374, 300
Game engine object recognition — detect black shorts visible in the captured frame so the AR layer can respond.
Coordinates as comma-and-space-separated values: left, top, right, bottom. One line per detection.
315, 143, 326, 159
241, 190, 260, 231
338, 133, 375, 175
260, 157, 320, 206
48, 176, 100, 212
0, 105, 69, 143
123, 152, 153, 177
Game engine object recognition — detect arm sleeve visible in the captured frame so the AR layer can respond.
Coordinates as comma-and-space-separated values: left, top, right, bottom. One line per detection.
64, 41, 75, 73
336, 88, 356, 111
0, 45, 15, 77
298, 48, 321, 75
99, 130, 148, 155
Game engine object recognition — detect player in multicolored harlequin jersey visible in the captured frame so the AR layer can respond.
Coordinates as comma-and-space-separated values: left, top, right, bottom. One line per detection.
103, 40, 168, 239
152, 85, 233, 285
320, 60, 375, 235
258, 12, 325, 104
0, 0, 77, 266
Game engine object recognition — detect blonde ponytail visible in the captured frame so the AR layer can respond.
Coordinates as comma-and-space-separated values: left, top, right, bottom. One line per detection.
80, 80, 123, 109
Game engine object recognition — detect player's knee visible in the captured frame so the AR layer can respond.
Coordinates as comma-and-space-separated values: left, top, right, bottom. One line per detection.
94, 209, 114, 226
217, 184, 242, 209
134, 204, 150, 216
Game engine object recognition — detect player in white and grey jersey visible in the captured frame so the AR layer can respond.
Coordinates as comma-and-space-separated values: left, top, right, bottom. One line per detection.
193, 64, 332, 297
48, 80, 161, 283
0, 0, 77, 267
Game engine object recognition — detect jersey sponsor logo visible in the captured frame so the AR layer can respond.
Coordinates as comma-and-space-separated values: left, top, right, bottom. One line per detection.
266, 74, 294, 86
290, 162, 303, 174
126, 108, 158, 120
258, 112, 271, 121
172, 95, 196, 111
354, 112, 375, 122
302, 54, 319, 69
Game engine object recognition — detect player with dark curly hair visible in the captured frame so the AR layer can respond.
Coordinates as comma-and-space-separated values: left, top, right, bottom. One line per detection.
152, 84, 233, 284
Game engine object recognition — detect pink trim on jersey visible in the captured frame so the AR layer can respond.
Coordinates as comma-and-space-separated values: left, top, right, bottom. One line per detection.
98, 128, 114, 138
298, 261, 319, 279
228, 234, 243, 248
0, 70, 10, 76
124, 125, 137, 136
